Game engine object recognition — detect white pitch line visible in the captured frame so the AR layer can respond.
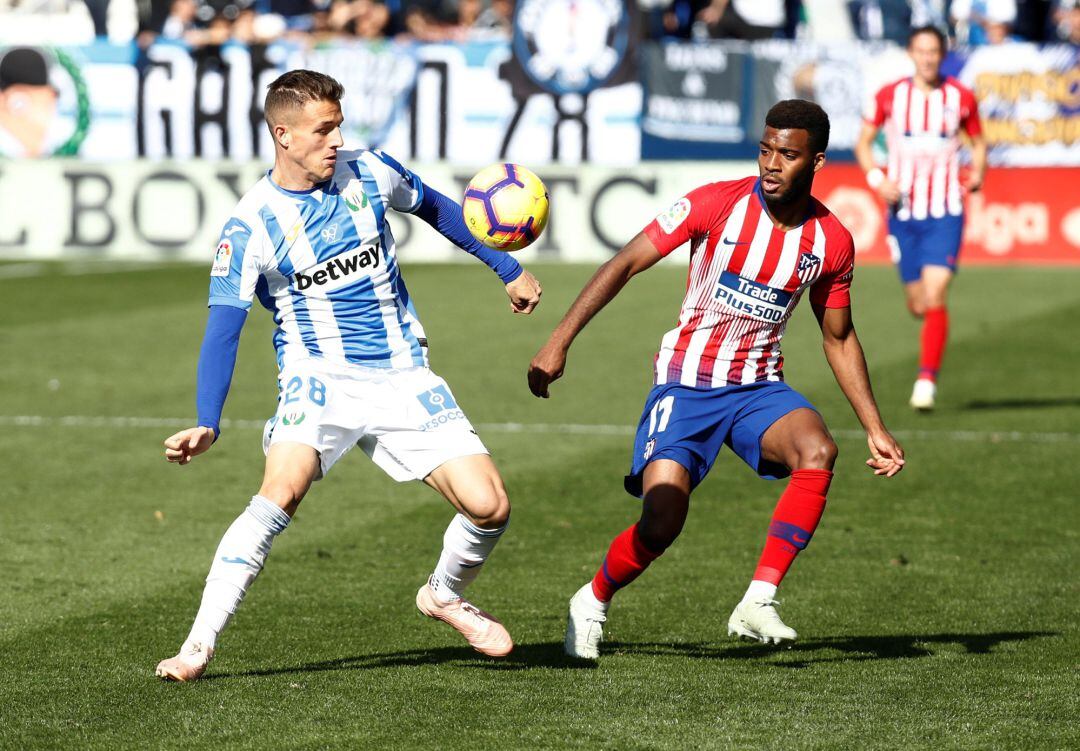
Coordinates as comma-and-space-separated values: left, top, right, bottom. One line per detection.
0, 415, 1078, 444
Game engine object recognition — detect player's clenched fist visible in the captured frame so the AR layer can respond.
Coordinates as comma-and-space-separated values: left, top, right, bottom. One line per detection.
506, 270, 542, 314
528, 343, 566, 398
164, 426, 216, 465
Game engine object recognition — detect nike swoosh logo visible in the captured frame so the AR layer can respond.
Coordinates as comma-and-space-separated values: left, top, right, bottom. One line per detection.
220, 556, 250, 565
722, 238, 751, 246
792, 533, 808, 544
223, 225, 245, 237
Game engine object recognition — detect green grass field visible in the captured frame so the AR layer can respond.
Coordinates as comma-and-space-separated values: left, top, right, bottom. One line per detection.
1, 260, 1077, 749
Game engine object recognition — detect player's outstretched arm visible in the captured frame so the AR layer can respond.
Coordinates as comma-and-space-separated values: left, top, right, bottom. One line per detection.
163, 305, 247, 465
528, 232, 663, 398
411, 184, 532, 310
813, 304, 906, 477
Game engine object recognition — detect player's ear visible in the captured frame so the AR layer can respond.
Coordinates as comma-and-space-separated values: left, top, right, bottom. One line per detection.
274, 123, 290, 149
813, 152, 826, 173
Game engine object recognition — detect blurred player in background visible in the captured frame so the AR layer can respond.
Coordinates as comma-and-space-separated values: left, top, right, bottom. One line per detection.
855, 25, 986, 411
155, 70, 542, 681
529, 100, 905, 659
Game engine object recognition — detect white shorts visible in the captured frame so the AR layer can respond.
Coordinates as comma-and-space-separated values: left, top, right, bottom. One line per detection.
261, 358, 488, 481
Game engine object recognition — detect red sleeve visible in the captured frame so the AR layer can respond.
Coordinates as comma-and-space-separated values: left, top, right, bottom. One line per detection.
960, 86, 982, 137
643, 182, 738, 257
863, 84, 890, 127
809, 223, 855, 309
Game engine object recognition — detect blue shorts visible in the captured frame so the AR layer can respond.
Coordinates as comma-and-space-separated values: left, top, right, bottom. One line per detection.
887, 213, 964, 284
624, 381, 817, 498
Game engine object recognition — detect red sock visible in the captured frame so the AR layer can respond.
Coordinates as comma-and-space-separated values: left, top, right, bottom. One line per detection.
752, 469, 833, 586
590, 524, 662, 602
918, 306, 949, 382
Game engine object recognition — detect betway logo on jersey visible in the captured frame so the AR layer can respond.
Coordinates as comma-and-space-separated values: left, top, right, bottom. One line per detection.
292, 243, 381, 292
715, 270, 793, 323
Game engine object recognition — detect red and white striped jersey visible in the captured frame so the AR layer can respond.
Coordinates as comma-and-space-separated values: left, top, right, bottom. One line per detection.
865, 76, 982, 221
643, 177, 855, 389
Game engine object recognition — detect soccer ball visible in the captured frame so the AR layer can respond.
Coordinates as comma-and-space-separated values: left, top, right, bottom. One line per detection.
462, 163, 550, 251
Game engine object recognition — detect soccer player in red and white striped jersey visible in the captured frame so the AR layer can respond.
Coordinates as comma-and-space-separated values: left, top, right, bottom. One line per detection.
529, 100, 905, 658
855, 25, 987, 410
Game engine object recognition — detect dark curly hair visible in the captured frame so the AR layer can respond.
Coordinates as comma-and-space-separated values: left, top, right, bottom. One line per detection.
764, 99, 831, 154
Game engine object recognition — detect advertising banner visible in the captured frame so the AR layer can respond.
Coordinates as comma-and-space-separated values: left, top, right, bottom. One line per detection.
2, 160, 1077, 266
955, 44, 1080, 167
812, 164, 1080, 265
639, 40, 1080, 166
640, 41, 749, 159
0, 37, 642, 165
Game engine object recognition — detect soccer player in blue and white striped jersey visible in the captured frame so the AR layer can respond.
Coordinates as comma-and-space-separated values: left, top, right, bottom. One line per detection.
155, 70, 542, 681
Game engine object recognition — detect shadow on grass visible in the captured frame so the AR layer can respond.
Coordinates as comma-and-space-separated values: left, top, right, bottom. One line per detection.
604, 630, 1058, 669
203, 641, 595, 680
202, 631, 1057, 680
963, 397, 1080, 410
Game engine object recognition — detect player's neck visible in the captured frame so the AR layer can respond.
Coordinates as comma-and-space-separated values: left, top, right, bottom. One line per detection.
912, 73, 943, 92
270, 160, 320, 192
761, 194, 811, 232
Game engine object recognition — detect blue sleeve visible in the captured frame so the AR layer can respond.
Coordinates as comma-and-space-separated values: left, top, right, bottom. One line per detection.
196, 305, 248, 438
414, 184, 523, 284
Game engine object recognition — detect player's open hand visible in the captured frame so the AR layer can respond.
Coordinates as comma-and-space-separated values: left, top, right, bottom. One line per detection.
865, 429, 905, 477
506, 270, 542, 314
528, 343, 566, 398
164, 426, 216, 465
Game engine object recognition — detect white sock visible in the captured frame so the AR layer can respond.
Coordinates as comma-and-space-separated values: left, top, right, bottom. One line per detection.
429, 514, 506, 603
743, 580, 778, 603
186, 496, 291, 648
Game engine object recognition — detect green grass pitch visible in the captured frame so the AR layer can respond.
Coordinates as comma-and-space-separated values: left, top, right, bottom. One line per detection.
0, 260, 1077, 749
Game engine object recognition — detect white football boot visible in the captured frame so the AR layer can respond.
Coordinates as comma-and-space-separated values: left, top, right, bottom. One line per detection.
155, 640, 214, 682
727, 598, 798, 645
564, 583, 608, 659
909, 378, 936, 411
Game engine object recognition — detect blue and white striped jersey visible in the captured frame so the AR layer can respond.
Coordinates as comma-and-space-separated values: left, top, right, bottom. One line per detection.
208, 149, 429, 370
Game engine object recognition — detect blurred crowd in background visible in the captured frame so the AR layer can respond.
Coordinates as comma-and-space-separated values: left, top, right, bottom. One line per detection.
1, 0, 1077, 47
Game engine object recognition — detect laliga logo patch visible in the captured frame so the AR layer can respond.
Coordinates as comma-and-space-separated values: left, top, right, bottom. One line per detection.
417, 385, 457, 416
656, 198, 691, 234
210, 240, 232, 277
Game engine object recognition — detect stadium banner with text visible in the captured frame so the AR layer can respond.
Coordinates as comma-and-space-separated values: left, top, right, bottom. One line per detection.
0, 39, 641, 165
953, 44, 1080, 167
812, 164, 1080, 265
2, 160, 1078, 266
639, 40, 1080, 166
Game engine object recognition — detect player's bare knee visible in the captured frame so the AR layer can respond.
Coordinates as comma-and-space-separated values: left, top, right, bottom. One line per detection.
907, 298, 926, 317
463, 484, 510, 529
794, 436, 837, 470
637, 520, 680, 553
638, 495, 688, 552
